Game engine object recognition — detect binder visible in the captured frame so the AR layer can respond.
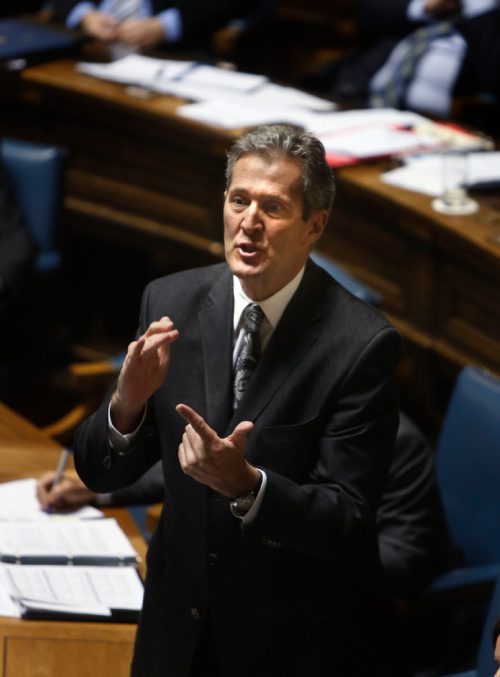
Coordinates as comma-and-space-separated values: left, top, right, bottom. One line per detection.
1, 563, 144, 623
0, 519, 143, 622
0, 518, 140, 566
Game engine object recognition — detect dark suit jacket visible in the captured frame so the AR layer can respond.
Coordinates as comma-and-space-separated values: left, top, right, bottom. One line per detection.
378, 412, 453, 596
74, 260, 403, 676
53, 0, 263, 47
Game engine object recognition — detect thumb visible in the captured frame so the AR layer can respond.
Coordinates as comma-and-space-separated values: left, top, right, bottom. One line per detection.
228, 420, 254, 450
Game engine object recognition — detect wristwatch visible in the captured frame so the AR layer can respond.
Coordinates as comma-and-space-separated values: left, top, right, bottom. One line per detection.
229, 473, 263, 519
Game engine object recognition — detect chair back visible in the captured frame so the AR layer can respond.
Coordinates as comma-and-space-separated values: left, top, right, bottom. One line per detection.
0, 137, 66, 273
476, 570, 500, 676
435, 367, 500, 568
310, 251, 382, 307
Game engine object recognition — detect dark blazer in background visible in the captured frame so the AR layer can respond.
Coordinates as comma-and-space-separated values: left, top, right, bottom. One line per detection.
74, 259, 403, 676
378, 411, 453, 596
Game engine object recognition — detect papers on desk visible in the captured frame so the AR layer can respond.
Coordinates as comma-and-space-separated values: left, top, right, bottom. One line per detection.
0, 478, 103, 521
77, 54, 267, 99
0, 517, 139, 565
0, 564, 143, 621
76, 54, 336, 126
381, 152, 500, 196
77, 54, 196, 86
0, 478, 143, 622
76, 55, 492, 167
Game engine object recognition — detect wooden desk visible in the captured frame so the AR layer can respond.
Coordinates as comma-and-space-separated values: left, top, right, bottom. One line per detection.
323, 163, 500, 423
0, 403, 146, 677
2, 59, 500, 424
1, 58, 230, 264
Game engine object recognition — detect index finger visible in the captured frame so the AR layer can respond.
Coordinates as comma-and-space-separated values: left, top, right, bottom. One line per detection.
176, 404, 217, 442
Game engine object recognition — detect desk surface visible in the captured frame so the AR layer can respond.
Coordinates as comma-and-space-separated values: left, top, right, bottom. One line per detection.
0, 402, 146, 677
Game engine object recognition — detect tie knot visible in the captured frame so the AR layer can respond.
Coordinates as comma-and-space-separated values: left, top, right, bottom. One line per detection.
242, 304, 264, 334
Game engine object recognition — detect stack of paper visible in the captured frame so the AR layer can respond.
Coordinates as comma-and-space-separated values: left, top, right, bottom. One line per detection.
0, 477, 143, 622
0, 564, 143, 621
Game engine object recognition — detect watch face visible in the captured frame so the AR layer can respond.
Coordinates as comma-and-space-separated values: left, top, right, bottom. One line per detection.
230, 493, 255, 518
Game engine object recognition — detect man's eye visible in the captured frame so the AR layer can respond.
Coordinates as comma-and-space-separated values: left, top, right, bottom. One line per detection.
232, 196, 246, 207
267, 202, 282, 214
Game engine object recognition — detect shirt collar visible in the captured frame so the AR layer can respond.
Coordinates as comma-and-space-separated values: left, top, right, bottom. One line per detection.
232, 266, 305, 331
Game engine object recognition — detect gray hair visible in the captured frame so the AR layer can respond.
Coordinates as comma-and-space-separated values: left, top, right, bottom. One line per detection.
225, 124, 336, 218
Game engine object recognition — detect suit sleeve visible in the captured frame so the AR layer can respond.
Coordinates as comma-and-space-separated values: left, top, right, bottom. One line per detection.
73, 283, 162, 493
171, 0, 269, 46
52, 0, 86, 22
376, 413, 443, 594
111, 460, 164, 506
244, 325, 401, 561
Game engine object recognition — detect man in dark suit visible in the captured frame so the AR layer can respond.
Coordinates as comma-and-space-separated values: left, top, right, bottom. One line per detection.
53, 0, 268, 50
73, 124, 405, 676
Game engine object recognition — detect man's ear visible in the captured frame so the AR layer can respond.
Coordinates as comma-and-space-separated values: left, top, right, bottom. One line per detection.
308, 209, 328, 244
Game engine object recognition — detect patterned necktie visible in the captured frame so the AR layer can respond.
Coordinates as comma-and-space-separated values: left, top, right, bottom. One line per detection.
233, 303, 264, 409
109, 0, 141, 21
369, 21, 455, 109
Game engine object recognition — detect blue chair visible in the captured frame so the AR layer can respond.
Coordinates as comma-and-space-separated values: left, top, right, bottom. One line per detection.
444, 569, 500, 677
310, 251, 382, 307
428, 367, 500, 595
0, 137, 66, 274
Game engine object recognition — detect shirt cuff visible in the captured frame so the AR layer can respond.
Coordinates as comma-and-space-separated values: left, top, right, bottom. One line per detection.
241, 469, 267, 525
66, 2, 97, 29
407, 0, 431, 21
95, 492, 113, 506
156, 8, 182, 43
461, 0, 497, 18
107, 402, 147, 455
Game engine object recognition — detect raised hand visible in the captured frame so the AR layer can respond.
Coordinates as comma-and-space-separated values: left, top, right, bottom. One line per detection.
176, 403, 259, 498
111, 316, 179, 433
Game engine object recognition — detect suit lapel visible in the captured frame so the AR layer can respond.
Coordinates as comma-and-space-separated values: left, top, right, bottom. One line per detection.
198, 267, 234, 436
226, 261, 324, 431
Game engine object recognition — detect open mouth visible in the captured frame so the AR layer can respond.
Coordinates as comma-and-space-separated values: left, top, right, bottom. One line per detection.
238, 242, 259, 254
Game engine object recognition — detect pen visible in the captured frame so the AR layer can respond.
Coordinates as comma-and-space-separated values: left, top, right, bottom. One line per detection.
52, 448, 71, 488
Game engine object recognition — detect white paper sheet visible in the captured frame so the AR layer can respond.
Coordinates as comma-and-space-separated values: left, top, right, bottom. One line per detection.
0, 478, 103, 521
381, 152, 500, 196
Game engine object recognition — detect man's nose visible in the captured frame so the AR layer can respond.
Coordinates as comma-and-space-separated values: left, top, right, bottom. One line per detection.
241, 202, 263, 232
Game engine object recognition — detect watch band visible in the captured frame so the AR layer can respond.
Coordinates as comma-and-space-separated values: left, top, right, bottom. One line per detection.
229, 472, 263, 519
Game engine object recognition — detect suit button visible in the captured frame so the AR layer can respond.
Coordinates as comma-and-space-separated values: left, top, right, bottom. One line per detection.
102, 455, 111, 469
190, 608, 201, 620
208, 552, 218, 566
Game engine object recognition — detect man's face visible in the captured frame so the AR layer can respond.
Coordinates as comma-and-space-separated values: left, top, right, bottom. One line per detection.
224, 154, 327, 301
